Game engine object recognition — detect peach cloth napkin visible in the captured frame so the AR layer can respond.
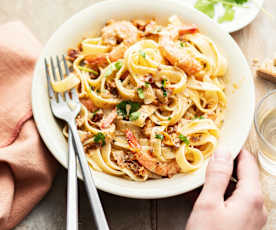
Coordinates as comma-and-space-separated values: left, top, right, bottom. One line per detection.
0, 21, 58, 230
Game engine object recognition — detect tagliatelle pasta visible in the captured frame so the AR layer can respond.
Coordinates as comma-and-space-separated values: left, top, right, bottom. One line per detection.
53, 16, 227, 181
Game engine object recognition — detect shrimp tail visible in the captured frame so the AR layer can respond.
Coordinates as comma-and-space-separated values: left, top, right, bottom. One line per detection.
178, 25, 198, 36
85, 55, 109, 68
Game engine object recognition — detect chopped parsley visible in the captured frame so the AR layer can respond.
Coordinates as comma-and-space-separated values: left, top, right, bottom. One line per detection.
168, 117, 172, 121
155, 134, 164, 141
179, 134, 190, 146
162, 89, 167, 97
78, 66, 98, 75
94, 133, 106, 146
116, 101, 141, 118
129, 111, 140, 121
104, 61, 123, 78
139, 50, 146, 59
193, 115, 204, 120
92, 109, 100, 116
137, 88, 144, 99
180, 41, 184, 48
161, 79, 168, 97
114, 61, 123, 70
161, 79, 167, 88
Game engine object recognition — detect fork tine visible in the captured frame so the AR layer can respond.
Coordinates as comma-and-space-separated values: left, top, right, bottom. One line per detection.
63, 55, 70, 75
50, 57, 57, 81
62, 55, 79, 102
59, 55, 70, 101
44, 58, 55, 101
56, 56, 70, 101
71, 87, 79, 102
56, 56, 64, 80
50, 57, 63, 102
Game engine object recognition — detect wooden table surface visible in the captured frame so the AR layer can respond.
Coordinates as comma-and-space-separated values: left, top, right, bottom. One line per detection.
1, 0, 276, 229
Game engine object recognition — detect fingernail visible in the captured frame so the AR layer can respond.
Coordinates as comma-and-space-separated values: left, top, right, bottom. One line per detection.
213, 150, 231, 162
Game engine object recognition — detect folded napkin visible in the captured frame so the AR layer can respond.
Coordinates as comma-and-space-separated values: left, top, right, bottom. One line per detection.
0, 21, 58, 230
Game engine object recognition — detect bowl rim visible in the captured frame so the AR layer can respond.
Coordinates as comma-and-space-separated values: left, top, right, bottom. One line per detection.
32, 0, 255, 199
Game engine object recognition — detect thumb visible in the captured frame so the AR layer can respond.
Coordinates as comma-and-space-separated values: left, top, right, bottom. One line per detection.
199, 150, 233, 203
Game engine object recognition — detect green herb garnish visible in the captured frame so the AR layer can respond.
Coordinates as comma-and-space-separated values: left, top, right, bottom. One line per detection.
94, 133, 106, 146
145, 82, 150, 88
155, 134, 164, 141
137, 88, 144, 99
78, 66, 98, 75
218, 4, 235, 23
139, 50, 146, 59
227, 0, 248, 5
162, 89, 167, 97
161, 79, 167, 88
129, 111, 140, 121
168, 117, 172, 121
179, 134, 190, 146
114, 61, 122, 70
104, 61, 122, 77
195, 0, 215, 18
116, 101, 141, 118
193, 115, 204, 120
180, 41, 185, 48
91, 109, 100, 119
161, 79, 168, 97
92, 109, 100, 115
194, 0, 248, 23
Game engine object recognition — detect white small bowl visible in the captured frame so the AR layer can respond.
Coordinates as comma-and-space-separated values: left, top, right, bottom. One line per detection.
32, 0, 254, 199
185, 0, 264, 33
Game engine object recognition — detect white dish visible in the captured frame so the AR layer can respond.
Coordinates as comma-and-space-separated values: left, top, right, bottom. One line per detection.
186, 0, 264, 33
32, 0, 254, 199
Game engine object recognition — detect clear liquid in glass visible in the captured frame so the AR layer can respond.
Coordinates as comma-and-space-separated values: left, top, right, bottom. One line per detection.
258, 108, 276, 175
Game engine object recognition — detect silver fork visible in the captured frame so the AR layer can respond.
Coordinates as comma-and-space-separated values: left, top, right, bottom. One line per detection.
45, 56, 109, 230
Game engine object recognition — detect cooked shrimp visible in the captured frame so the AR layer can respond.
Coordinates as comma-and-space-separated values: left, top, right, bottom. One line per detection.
102, 20, 138, 46
125, 130, 180, 177
159, 25, 202, 76
100, 108, 117, 129
86, 21, 138, 67
80, 98, 97, 112
86, 43, 127, 68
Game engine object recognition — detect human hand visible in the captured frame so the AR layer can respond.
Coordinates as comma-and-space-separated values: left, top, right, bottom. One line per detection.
186, 149, 267, 230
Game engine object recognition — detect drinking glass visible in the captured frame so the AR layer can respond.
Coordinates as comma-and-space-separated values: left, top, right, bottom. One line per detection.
255, 90, 276, 175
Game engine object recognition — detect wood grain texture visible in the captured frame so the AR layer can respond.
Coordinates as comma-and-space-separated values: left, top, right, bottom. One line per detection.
158, 1, 276, 229
0, 0, 276, 229
232, 1, 276, 229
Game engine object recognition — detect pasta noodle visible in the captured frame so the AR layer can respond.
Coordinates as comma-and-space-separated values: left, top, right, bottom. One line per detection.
54, 16, 227, 181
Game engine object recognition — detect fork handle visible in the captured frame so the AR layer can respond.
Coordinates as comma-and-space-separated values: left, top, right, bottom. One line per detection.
66, 131, 78, 230
68, 122, 109, 230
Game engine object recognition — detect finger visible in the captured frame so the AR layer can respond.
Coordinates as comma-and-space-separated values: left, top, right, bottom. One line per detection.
227, 149, 262, 202
199, 150, 233, 204
238, 149, 260, 188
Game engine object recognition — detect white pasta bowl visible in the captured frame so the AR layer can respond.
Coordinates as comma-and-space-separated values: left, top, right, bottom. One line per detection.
32, 0, 254, 199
